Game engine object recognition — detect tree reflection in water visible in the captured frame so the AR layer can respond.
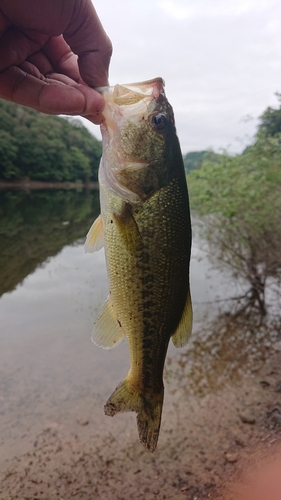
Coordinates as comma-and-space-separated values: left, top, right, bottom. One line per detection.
0, 189, 100, 297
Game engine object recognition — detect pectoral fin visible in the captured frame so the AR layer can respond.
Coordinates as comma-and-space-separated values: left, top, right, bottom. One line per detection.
171, 286, 193, 348
85, 214, 104, 253
92, 297, 125, 349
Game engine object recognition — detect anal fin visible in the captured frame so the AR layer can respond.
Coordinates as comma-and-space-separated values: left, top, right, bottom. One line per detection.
92, 297, 125, 349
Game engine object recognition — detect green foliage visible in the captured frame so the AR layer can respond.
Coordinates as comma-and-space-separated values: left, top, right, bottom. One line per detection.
188, 134, 281, 313
183, 150, 222, 173
0, 99, 102, 182
0, 130, 19, 179
258, 93, 281, 137
183, 151, 208, 173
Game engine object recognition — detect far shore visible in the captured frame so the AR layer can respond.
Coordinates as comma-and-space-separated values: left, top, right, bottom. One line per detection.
0, 180, 99, 190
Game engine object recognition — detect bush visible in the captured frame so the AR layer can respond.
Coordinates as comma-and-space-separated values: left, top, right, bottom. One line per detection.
188, 135, 281, 314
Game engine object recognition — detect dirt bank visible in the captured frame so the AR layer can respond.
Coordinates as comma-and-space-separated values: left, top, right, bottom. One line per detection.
1, 350, 280, 500
0, 181, 98, 190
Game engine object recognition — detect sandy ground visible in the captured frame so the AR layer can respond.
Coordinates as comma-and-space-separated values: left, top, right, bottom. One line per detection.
1, 322, 281, 500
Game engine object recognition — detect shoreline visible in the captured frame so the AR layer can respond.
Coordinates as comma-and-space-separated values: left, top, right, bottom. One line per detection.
1, 350, 281, 500
0, 180, 99, 190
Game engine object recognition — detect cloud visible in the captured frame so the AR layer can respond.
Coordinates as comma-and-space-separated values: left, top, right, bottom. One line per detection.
86, 0, 281, 153
157, 1, 193, 20
158, 0, 278, 20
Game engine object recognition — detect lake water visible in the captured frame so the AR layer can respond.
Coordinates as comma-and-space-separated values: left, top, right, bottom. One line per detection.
0, 189, 280, 469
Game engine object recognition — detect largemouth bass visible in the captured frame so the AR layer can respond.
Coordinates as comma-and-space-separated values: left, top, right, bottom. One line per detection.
85, 78, 192, 452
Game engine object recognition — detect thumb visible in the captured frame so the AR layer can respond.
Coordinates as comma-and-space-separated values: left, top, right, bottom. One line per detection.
78, 48, 112, 88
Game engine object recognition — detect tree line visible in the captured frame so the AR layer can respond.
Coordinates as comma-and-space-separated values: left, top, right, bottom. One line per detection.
0, 99, 102, 182
187, 95, 281, 315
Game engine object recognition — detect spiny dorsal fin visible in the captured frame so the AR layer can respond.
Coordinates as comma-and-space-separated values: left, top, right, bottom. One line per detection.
92, 297, 125, 349
84, 214, 104, 253
171, 286, 193, 348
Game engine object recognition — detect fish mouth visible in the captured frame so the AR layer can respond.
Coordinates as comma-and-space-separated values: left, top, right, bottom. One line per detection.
96, 77, 165, 104
97, 77, 166, 140
97, 78, 169, 204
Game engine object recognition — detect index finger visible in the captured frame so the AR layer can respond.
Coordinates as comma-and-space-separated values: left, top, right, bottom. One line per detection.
63, 0, 112, 87
0, 65, 104, 123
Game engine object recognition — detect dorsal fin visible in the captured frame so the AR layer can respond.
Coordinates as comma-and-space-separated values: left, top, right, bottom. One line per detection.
171, 286, 193, 348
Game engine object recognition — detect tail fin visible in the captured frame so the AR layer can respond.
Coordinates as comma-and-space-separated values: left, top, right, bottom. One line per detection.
104, 377, 164, 452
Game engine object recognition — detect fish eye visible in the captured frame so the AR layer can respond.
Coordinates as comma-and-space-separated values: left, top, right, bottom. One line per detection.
151, 113, 166, 131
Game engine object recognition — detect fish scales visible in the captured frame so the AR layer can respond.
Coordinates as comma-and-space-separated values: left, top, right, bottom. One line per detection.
104, 178, 189, 387
85, 78, 192, 452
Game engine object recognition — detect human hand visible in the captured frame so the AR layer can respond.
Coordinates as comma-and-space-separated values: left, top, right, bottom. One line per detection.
0, 0, 112, 124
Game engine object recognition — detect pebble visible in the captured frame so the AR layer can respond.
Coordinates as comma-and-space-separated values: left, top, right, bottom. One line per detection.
235, 436, 245, 447
239, 413, 256, 424
260, 380, 270, 388
225, 452, 238, 463
274, 381, 281, 393
76, 418, 89, 426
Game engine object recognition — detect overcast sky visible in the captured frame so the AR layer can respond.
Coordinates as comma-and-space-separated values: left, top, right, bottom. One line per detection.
82, 0, 281, 155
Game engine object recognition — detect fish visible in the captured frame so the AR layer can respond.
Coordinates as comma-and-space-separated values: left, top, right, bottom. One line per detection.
85, 77, 192, 452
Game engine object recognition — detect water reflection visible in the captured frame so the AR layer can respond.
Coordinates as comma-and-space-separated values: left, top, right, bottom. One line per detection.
0, 189, 100, 297
0, 191, 280, 468
166, 305, 281, 397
